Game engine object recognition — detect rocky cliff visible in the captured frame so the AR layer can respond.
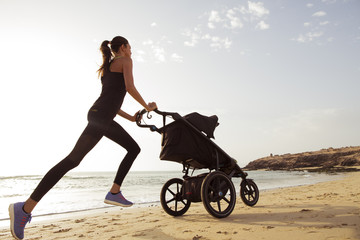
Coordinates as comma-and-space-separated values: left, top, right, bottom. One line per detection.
245, 146, 360, 171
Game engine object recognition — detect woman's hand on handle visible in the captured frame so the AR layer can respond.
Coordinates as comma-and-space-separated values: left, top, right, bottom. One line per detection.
146, 102, 157, 112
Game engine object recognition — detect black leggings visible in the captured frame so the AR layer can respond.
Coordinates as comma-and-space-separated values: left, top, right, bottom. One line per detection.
30, 109, 140, 202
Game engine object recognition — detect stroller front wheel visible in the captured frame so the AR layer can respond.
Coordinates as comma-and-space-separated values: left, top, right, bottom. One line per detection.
160, 178, 191, 216
240, 179, 259, 206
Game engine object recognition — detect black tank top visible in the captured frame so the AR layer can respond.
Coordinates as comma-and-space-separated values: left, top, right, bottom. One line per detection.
91, 72, 126, 119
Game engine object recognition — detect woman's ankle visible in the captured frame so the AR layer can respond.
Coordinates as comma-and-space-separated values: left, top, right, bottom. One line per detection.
23, 198, 37, 214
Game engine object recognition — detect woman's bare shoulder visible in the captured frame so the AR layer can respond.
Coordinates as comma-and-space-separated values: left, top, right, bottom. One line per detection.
110, 57, 132, 72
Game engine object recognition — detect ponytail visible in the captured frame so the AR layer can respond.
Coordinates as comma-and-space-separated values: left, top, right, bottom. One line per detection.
97, 36, 129, 78
97, 40, 112, 78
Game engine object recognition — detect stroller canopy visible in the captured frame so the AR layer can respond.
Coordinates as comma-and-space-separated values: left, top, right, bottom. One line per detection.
183, 112, 219, 139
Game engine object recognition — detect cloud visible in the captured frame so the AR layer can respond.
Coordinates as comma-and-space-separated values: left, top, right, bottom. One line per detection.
208, 10, 222, 29
151, 22, 157, 27
248, 1, 270, 18
136, 37, 182, 63
206, 2, 270, 30
183, 2, 270, 49
256, 20, 270, 30
171, 53, 183, 63
312, 11, 327, 17
321, 0, 337, 4
225, 9, 243, 29
293, 31, 324, 43
202, 34, 232, 50
183, 28, 201, 47
153, 46, 166, 62
134, 50, 146, 63
319, 21, 330, 25
293, 7, 333, 45
183, 27, 232, 51
208, 36, 232, 50
306, 3, 314, 8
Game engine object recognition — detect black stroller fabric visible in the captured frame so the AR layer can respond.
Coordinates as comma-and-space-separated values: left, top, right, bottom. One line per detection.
159, 112, 229, 169
183, 112, 219, 139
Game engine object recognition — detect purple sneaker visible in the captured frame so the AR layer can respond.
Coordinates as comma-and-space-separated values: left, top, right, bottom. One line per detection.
9, 202, 32, 240
104, 191, 133, 207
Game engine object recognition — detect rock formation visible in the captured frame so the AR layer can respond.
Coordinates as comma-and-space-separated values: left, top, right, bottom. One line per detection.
245, 146, 360, 171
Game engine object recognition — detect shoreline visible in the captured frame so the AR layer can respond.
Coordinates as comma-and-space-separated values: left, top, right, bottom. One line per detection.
1, 171, 359, 239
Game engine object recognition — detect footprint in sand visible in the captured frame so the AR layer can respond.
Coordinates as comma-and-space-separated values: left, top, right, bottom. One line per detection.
75, 218, 85, 223
132, 232, 146, 237
54, 228, 72, 233
26, 237, 42, 240
43, 224, 58, 229
192, 235, 202, 240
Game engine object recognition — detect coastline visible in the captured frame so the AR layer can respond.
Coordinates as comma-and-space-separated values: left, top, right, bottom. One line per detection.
1, 171, 359, 240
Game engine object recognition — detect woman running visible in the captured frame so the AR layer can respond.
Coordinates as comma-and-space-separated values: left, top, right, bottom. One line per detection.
9, 36, 157, 240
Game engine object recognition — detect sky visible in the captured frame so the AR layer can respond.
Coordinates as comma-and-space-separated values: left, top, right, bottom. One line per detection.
0, 0, 359, 176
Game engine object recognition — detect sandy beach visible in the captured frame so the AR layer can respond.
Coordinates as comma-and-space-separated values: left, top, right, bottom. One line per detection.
1, 171, 359, 240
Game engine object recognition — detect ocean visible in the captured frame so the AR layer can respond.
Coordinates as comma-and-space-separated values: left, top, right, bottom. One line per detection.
0, 170, 343, 226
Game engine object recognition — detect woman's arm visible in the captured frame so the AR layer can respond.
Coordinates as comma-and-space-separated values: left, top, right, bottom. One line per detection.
117, 109, 137, 122
123, 57, 157, 111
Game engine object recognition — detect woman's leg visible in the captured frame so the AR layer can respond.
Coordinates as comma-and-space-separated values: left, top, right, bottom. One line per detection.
104, 120, 140, 193
24, 124, 103, 213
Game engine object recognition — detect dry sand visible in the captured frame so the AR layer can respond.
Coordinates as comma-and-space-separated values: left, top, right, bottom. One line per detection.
1, 172, 359, 240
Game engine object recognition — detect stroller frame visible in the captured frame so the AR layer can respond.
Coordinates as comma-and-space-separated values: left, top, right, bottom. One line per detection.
137, 109, 259, 218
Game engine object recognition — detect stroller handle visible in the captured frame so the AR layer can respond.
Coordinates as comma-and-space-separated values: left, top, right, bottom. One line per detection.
136, 109, 181, 132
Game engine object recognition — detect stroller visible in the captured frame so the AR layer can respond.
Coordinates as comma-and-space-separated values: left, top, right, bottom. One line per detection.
136, 109, 259, 218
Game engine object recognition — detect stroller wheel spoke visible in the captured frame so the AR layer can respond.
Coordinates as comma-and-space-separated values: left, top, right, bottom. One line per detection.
166, 197, 176, 204
217, 200, 221, 212
222, 196, 230, 204
250, 193, 256, 200
167, 188, 176, 196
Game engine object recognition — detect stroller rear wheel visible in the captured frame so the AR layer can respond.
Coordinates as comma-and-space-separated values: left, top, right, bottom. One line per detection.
201, 171, 236, 218
160, 178, 191, 216
240, 179, 259, 206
